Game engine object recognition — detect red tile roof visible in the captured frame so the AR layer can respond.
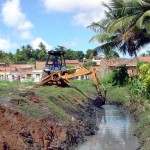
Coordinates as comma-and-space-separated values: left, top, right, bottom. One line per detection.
126, 58, 138, 66
11, 64, 35, 69
138, 56, 150, 63
103, 58, 129, 66
65, 60, 79, 64
36, 61, 45, 70
0, 66, 18, 72
93, 56, 104, 60
36, 60, 80, 70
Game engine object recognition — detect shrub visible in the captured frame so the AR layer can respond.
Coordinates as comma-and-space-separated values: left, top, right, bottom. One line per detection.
138, 63, 150, 98
110, 65, 129, 86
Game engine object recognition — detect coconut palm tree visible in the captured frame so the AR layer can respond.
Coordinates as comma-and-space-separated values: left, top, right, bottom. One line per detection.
88, 0, 150, 57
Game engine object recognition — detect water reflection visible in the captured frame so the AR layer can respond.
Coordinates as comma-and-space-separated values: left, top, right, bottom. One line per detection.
76, 105, 138, 150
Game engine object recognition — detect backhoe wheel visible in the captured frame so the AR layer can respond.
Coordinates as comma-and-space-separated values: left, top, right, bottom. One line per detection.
42, 71, 49, 78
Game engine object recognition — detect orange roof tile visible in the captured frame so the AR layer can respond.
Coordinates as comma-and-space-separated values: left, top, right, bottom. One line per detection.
11, 64, 35, 69
36, 60, 79, 70
0, 66, 18, 72
93, 56, 104, 60
138, 56, 150, 63
36, 61, 45, 70
65, 60, 79, 64
103, 58, 129, 66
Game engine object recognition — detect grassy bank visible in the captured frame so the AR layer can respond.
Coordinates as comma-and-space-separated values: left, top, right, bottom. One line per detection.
106, 84, 150, 150
0, 80, 97, 122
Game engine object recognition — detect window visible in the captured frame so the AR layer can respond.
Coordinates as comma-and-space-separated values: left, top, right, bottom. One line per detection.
27, 74, 32, 79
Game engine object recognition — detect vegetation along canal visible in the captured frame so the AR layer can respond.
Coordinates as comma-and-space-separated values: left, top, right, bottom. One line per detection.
76, 104, 139, 150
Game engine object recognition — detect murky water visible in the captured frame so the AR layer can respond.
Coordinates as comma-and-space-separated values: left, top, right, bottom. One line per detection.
76, 105, 139, 150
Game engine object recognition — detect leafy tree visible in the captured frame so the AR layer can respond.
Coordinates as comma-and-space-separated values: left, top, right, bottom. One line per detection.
38, 42, 47, 52
83, 60, 96, 69
110, 66, 129, 86
147, 50, 150, 56
104, 50, 119, 59
27, 58, 36, 64
85, 49, 97, 59
139, 63, 150, 95
55, 45, 66, 51
37, 50, 47, 60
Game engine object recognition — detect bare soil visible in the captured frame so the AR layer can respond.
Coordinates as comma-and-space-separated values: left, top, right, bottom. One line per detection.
0, 90, 99, 150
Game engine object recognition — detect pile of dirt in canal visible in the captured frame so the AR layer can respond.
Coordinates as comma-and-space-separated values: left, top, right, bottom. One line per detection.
0, 85, 100, 150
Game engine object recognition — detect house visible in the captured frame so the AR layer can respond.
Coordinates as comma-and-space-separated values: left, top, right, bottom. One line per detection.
0, 63, 21, 81
138, 56, 150, 63
92, 56, 104, 65
98, 58, 132, 77
11, 64, 35, 82
97, 56, 150, 77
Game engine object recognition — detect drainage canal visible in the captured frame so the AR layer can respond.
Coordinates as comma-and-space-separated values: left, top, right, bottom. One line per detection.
77, 104, 139, 150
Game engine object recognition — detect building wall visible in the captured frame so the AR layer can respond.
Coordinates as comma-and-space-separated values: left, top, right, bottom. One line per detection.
127, 66, 136, 76
97, 62, 112, 77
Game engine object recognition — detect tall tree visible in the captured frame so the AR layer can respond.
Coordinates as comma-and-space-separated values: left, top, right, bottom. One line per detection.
85, 49, 97, 59
88, 0, 150, 57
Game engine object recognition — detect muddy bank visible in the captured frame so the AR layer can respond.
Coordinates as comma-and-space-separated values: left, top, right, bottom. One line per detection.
0, 94, 99, 150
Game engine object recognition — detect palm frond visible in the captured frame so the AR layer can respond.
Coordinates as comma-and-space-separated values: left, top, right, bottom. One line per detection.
89, 33, 114, 43
118, 26, 140, 41
145, 22, 150, 33
126, 0, 150, 7
87, 22, 106, 32
108, 15, 137, 33
136, 10, 150, 29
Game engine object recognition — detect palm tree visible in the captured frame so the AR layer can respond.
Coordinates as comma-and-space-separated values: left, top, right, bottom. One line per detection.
88, 0, 150, 57
38, 42, 47, 53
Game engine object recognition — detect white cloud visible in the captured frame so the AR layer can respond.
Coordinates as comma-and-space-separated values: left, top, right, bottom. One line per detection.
1, 0, 33, 40
72, 10, 104, 27
41, 0, 109, 12
31, 37, 53, 50
0, 38, 18, 52
41, 0, 110, 27
20, 31, 32, 40
63, 39, 78, 48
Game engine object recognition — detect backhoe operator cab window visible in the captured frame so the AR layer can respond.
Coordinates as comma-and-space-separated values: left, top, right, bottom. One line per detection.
43, 51, 67, 75
52, 57, 60, 70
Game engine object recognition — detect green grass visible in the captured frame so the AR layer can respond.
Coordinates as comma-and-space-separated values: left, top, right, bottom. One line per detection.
0, 79, 100, 122
12, 99, 45, 119
105, 84, 130, 105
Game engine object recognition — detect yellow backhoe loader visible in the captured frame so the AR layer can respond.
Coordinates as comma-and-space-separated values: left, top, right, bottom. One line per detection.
37, 51, 106, 105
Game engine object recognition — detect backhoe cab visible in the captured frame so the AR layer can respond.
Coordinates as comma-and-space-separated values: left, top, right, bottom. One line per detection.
39, 50, 106, 106
43, 51, 67, 76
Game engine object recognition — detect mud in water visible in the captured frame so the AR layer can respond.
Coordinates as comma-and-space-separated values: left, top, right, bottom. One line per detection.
76, 104, 139, 150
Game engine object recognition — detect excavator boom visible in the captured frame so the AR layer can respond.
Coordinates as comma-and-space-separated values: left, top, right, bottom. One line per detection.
38, 66, 106, 105
37, 50, 105, 105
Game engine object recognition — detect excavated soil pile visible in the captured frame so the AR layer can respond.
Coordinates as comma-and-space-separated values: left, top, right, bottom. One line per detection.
0, 90, 99, 150
0, 100, 85, 150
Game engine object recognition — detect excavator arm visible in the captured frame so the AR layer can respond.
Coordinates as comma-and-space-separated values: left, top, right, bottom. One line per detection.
61, 66, 106, 104
38, 66, 106, 105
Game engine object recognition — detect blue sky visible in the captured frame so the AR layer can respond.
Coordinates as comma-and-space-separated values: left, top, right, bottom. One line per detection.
0, 0, 148, 57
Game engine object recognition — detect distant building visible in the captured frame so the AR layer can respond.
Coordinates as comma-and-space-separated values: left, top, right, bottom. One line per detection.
11, 64, 35, 82
0, 63, 20, 81
97, 57, 150, 77
92, 56, 104, 65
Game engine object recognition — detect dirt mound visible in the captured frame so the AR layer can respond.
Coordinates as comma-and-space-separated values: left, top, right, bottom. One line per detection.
19, 91, 43, 103
0, 103, 85, 150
